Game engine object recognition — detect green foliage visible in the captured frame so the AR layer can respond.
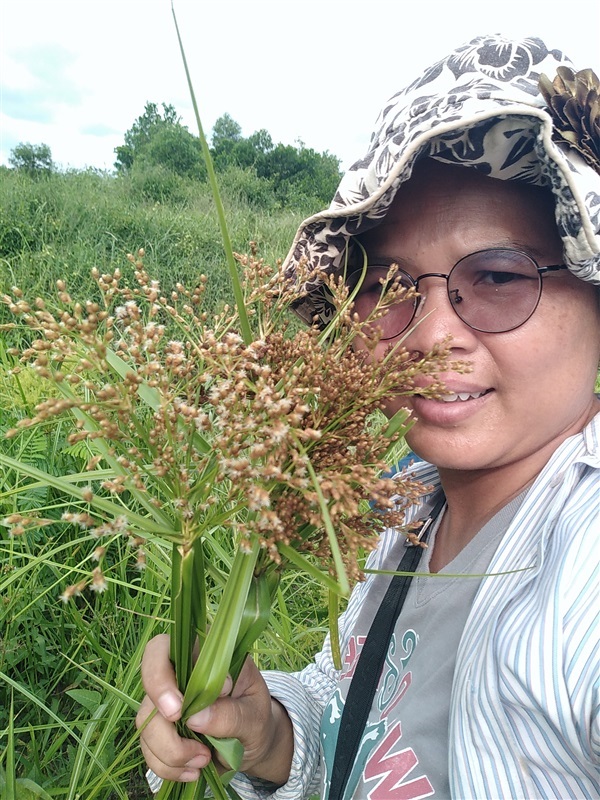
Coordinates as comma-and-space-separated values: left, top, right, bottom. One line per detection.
114, 101, 178, 170
114, 101, 203, 179
0, 404, 332, 796
211, 114, 341, 206
112, 103, 341, 209
8, 143, 54, 178
0, 160, 333, 796
0, 167, 309, 339
211, 112, 243, 156
141, 124, 205, 178
128, 161, 188, 204
261, 142, 342, 206
216, 164, 277, 210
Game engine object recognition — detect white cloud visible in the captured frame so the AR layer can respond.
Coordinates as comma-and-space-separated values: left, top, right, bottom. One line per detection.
1, 0, 598, 171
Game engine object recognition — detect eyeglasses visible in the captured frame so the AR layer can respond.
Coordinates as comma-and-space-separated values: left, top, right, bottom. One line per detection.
347, 248, 567, 338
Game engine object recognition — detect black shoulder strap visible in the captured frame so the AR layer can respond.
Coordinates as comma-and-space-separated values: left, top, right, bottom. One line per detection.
327, 491, 446, 800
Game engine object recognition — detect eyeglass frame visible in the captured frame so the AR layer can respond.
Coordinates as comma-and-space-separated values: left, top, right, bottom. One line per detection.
345, 248, 568, 338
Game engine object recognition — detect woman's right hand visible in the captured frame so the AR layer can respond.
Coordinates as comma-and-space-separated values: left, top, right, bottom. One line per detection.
136, 634, 294, 785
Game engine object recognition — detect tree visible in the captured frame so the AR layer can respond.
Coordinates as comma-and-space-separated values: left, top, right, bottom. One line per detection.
9, 142, 54, 176
211, 113, 244, 170
142, 126, 204, 178
208, 114, 341, 204
115, 102, 169, 172
257, 142, 341, 206
115, 104, 341, 205
114, 102, 203, 177
211, 113, 242, 150
247, 129, 273, 155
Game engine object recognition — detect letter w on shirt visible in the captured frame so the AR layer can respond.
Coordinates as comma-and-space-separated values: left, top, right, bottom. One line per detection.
364, 722, 434, 800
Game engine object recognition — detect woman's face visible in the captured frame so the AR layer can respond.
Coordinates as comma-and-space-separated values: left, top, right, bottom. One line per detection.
357, 160, 600, 473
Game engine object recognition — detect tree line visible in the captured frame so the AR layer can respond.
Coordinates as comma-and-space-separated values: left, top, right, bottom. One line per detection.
8, 102, 342, 209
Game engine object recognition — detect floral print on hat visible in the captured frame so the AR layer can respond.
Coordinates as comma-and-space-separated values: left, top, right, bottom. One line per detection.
283, 35, 600, 326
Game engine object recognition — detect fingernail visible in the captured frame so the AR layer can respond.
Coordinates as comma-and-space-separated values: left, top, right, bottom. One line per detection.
185, 754, 209, 769
180, 769, 200, 782
186, 707, 210, 730
157, 690, 182, 720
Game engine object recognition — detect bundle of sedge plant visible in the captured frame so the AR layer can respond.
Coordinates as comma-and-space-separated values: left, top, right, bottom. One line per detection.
0, 8, 457, 799
1, 243, 453, 798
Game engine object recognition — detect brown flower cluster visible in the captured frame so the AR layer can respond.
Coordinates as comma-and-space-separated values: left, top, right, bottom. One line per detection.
540, 66, 600, 174
198, 325, 445, 579
3, 249, 453, 585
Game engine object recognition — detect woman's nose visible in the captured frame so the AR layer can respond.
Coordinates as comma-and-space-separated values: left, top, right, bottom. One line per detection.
402, 279, 476, 351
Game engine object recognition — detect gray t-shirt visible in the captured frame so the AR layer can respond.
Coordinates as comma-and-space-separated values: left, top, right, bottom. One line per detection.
320, 492, 527, 799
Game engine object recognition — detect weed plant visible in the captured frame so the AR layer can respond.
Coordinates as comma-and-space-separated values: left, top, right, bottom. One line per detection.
0, 360, 332, 796
0, 166, 327, 796
1, 234, 449, 798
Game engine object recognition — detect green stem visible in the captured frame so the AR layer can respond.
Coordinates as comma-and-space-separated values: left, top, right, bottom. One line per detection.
170, 544, 188, 690
229, 570, 275, 682
181, 538, 261, 719
6, 691, 16, 800
155, 777, 176, 800
202, 761, 231, 800
171, 537, 208, 694
160, 539, 263, 798
171, 2, 252, 346
304, 458, 350, 597
328, 590, 342, 670
277, 541, 343, 593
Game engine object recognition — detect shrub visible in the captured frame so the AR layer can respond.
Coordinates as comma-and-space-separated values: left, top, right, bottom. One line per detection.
8, 142, 54, 177
128, 162, 189, 204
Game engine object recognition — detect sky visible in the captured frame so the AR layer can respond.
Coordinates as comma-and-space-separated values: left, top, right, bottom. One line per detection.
1, 0, 599, 173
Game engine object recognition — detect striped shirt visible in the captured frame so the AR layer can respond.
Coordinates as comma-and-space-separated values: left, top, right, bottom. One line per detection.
234, 412, 600, 799
149, 413, 599, 798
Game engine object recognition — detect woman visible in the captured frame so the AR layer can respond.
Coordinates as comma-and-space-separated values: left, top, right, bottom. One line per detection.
139, 35, 600, 799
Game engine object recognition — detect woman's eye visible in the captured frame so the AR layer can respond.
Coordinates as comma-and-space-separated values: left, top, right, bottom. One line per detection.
475, 269, 530, 285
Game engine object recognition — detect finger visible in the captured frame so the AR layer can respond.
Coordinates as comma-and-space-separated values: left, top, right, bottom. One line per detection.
229, 656, 260, 699
137, 695, 212, 782
186, 660, 272, 752
141, 634, 183, 722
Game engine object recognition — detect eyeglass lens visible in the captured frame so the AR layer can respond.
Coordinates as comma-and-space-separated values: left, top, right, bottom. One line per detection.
349, 249, 543, 338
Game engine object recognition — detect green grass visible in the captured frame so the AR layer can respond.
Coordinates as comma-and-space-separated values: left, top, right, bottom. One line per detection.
0, 166, 310, 330
0, 166, 333, 796
0, 367, 333, 796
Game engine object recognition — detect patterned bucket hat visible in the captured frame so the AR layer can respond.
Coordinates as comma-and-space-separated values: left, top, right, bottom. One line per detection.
282, 35, 600, 325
